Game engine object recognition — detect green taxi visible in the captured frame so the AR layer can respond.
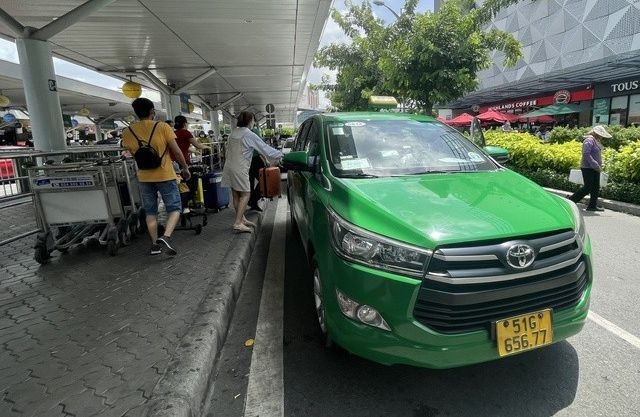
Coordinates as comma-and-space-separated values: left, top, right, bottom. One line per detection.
284, 112, 591, 369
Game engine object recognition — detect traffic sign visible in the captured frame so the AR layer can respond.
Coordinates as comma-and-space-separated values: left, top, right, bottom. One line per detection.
265, 103, 275, 114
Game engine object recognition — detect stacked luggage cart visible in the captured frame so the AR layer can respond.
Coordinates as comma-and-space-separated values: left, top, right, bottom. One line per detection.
190, 142, 230, 213
29, 157, 145, 263
23, 142, 230, 264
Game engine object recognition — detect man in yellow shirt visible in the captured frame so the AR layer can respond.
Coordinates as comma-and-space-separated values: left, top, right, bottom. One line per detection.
123, 98, 191, 256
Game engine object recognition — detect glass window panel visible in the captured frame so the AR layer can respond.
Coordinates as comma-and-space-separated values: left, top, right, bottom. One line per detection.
592, 98, 610, 125
611, 95, 629, 109
628, 94, 640, 125
610, 95, 629, 126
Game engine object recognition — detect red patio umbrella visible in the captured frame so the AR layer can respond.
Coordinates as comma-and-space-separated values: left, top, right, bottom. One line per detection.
519, 115, 555, 124
476, 110, 518, 123
448, 113, 474, 126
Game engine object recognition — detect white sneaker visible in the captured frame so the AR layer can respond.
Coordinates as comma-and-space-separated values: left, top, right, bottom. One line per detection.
182, 208, 191, 214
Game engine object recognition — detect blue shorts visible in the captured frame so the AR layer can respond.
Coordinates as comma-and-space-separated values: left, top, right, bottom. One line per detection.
139, 180, 182, 216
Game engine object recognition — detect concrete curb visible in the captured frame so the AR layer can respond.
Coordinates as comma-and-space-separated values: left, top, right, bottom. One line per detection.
143, 204, 268, 417
544, 187, 640, 217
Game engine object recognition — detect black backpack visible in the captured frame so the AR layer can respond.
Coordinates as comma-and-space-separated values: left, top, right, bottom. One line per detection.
128, 122, 166, 170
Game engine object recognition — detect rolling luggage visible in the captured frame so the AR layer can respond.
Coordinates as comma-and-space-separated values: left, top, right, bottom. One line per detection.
259, 166, 281, 198
203, 171, 230, 210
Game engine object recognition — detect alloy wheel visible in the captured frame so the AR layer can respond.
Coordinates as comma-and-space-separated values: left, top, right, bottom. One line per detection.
313, 267, 327, 334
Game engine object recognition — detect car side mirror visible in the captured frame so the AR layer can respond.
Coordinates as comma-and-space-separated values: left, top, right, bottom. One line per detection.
483, 146, 510, 164
283, 151, 314, 172
470, 117, 486, 147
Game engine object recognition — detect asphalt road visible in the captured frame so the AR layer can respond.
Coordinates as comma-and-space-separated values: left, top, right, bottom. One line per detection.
581, 208, 640, 339
207, 200, 640, 417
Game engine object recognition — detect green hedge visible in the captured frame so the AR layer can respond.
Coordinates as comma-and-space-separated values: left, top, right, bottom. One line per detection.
604, 142, 640, 183
513, 168, 640, 206
484, 131, 581, 173
547, 125, 640, 149
484, 130, 640, 205
485, 130, 640, 185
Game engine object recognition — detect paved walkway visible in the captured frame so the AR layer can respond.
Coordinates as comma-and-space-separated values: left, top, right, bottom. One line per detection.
0, 202, 256, 417
0, 199, 37, 243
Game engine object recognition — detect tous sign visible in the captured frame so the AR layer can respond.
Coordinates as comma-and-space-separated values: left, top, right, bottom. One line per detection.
611, 80, 640, 93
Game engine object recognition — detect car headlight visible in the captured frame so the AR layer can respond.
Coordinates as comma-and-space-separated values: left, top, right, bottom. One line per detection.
568, 200, 587, 244
328, 209, 431, 278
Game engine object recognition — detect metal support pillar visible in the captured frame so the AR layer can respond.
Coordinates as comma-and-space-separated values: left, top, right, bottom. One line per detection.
15, 37, 66, 151
174, 67, 217, 94
211, 110, 220, 138
31, 0, 118, 40
161, 92, 182, 120
94, 124, 103, 142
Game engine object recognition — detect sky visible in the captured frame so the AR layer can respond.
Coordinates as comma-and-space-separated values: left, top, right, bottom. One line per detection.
0, 0, 434, 110
309, 0, 435, 108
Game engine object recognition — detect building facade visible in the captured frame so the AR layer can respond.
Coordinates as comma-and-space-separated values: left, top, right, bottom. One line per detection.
445, 0, 640, 127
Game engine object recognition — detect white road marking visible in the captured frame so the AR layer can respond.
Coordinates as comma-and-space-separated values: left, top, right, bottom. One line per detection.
244, 198, 287, 417
588, 311, 640, 350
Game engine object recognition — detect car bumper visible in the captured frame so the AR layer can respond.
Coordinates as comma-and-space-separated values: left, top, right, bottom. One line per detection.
319, 247, 592, 369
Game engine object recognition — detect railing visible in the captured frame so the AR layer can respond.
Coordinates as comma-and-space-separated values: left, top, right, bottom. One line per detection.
0, 146, 124, 202
0, 146, 124, 246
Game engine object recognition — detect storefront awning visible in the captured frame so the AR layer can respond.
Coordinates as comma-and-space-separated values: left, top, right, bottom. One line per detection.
523, 103, 586, 117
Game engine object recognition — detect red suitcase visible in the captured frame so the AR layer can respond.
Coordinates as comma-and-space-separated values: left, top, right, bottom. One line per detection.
259, 166, 281, 198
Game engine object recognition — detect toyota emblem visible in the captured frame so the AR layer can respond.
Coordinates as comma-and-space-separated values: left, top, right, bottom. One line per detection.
506, 244, 535, 269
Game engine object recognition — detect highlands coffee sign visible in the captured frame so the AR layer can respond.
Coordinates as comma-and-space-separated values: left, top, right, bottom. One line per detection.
488, 99, 538, 111
480, 88, 594, 113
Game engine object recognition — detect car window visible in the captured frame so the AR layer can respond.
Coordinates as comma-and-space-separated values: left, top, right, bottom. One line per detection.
326, 119, 497, 177
304, 120, 319, 156
294, 121, 311, 152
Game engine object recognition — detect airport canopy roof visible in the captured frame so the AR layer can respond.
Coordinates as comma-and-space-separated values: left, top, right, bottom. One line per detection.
0, 59, 158, 122
0, 0, 332, 123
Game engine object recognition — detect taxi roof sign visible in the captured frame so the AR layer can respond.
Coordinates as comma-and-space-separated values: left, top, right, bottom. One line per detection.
368, 96, 398, 108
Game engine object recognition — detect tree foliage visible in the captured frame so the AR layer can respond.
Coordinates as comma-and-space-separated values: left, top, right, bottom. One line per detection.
314, 0, 522, 112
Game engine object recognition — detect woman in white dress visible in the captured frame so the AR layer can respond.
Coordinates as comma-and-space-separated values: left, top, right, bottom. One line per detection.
222, 111, 283, 232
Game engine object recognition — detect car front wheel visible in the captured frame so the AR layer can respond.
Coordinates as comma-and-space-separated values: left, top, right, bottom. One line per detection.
311, 256, 332, 348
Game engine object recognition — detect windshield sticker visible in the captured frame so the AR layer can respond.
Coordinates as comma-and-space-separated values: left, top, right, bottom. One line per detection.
380, 150, 399, 158
344, 122, 366, 127
339, 155, 354, 160
341, 158, 371, 170
332, 127, 345, 135
468, 152, 485, 162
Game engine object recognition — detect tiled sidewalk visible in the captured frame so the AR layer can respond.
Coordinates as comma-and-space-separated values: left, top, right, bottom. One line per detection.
0, 203, 252, 417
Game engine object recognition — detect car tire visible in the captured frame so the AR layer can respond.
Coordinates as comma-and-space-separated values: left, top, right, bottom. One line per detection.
311, 256, 333, 348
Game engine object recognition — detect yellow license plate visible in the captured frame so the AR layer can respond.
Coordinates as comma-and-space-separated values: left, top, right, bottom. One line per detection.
496, 309, 553, 357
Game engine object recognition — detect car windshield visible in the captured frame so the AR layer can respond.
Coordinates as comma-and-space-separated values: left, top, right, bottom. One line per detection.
326, 119, 497, 177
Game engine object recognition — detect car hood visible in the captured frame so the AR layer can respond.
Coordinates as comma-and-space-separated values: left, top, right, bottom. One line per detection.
330, 170, 575, 249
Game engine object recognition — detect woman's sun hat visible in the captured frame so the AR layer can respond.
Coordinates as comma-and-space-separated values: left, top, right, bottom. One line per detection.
589, 125, 612, 139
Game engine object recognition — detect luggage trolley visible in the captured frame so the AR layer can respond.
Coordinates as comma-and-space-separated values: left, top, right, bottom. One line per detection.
29, 161, 137, 263
99, 158, 145, 243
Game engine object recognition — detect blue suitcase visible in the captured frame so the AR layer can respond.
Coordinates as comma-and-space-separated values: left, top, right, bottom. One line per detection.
203, 171, 230, 211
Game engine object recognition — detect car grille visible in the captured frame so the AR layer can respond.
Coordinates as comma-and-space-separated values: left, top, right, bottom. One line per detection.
413, 230, 589, 333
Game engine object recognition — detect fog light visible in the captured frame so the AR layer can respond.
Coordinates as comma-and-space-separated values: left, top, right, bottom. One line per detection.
335, 289, 390, 331
336, 289, 358, 319
357, 305, 390, 331
357, 305, 380, 324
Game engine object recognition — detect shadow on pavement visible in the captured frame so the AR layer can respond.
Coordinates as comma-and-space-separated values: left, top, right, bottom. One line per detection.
284, 219, 580, 417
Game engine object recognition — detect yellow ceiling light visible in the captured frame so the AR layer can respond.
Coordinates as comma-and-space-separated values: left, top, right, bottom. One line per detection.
122, 75, 142, 99
78, 106, 90, 117
188, 102, 195, 113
